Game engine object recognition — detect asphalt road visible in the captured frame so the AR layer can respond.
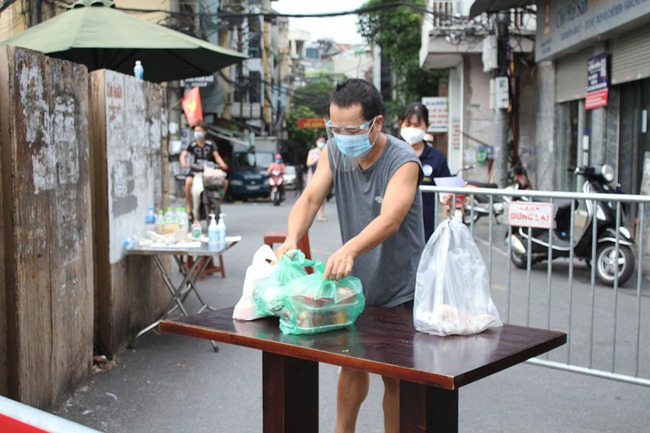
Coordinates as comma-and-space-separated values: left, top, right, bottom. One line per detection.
52, 194, 650, 432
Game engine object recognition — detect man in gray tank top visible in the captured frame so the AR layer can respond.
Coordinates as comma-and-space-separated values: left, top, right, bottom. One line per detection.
274, 79, 425, 433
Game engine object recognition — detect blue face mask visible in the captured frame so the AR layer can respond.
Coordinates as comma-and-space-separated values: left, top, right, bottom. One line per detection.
334, 129, 383, 158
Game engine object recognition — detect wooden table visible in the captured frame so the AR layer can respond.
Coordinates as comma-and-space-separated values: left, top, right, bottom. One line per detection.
160, 306, 566, 433
126, 241, 238, 350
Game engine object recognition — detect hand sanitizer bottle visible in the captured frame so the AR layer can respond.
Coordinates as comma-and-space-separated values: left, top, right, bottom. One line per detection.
216, 213, 226, 247
208, 213, 218, 245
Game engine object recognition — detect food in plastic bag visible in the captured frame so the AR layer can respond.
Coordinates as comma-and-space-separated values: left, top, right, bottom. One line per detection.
233, 245, 277, 321
203, 166, 227, 187
414, 217, 503, 336
252, 249, 313, 317
280, 263, 365, 335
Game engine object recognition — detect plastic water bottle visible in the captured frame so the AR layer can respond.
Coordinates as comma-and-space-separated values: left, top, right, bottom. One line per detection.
191, 221, 201, 240
208, 214, 218, 245
216, 213, 226, 247
123, 236, 137, 249
145, 207, 155, 232
177, 207, 188, 241
155, 209, 164, 234
134, 60, 144, 80
164, 207, 178, 234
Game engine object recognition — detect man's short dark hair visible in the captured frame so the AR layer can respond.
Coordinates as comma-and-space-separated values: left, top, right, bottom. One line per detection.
329, 79, 383, 122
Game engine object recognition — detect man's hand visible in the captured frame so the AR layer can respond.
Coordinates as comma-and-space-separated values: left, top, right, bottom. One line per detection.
323, 246, 356, 280
274, 240, 298, 262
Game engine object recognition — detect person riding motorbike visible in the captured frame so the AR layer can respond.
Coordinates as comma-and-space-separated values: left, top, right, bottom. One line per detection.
180, 123, 229, 220
266, 154, 286, 202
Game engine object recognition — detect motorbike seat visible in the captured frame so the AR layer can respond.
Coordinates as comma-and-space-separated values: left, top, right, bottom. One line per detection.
466, 181, 498, 189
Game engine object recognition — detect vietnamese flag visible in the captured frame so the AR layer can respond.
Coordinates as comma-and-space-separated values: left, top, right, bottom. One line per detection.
182, 86, 203, 127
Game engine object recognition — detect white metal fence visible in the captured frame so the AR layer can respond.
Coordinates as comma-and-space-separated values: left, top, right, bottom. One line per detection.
421, 185, 650, 387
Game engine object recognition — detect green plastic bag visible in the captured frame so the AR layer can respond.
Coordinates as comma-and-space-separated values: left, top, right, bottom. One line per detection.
279, 263, 365, 335
252, 250, 314, 317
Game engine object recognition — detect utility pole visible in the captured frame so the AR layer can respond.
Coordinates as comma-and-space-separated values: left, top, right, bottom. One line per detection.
495, 11, 511, 187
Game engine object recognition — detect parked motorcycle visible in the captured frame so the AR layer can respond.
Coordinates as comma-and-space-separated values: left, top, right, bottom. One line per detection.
463, 160, 532, 225
509, 164, 635, 286
268, 169, 284, 206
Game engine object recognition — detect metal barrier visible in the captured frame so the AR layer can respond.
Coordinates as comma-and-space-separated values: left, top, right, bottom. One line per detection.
421, 185, 650, 387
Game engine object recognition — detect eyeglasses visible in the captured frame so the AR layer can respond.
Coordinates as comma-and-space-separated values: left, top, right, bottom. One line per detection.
326, 117, 376, 135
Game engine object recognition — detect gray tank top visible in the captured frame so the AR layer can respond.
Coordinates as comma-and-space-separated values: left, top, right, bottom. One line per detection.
328, 134, 425, 307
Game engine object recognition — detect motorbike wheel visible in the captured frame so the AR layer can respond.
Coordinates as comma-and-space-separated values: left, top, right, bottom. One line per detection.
510, 249, 529, 269
273, 190, 280, 206
203, 191, 221, 219
595, 244, 635, 286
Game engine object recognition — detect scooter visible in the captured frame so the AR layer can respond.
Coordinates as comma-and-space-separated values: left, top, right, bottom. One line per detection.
268, 169, 284, 206
463, 161, 532, 225
509, 164, 635, 286
175, 161, 223, 223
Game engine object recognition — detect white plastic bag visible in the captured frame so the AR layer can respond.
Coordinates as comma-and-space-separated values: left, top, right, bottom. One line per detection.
414, 217, 503, 336
233, 245, 277, 320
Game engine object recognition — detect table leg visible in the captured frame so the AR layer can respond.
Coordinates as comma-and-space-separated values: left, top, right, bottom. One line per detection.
262, 352, 318, 433
172, 255, 216, 313
400, 381, 458, 433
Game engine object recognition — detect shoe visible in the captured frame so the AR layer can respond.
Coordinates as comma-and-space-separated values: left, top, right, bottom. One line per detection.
317, 215, 328, 221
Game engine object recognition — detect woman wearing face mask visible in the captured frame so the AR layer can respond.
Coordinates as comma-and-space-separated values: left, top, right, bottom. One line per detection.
180, 122, 229, 218
398, 102, 451, 241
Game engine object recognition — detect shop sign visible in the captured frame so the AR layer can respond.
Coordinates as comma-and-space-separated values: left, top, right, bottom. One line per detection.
421, 96, 448, 133
297, 118, 325, 129
184, 75, 215, 88
506, 202, 554, 229
586, 53, 609, 110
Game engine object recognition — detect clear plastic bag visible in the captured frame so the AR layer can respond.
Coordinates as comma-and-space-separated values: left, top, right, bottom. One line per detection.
414, 217, 503, 336
233, 245, 277, 321
252, 249, 314, 317
280, 263, 365, 335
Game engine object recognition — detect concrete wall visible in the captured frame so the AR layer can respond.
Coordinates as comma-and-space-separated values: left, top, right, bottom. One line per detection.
462, 54, 493, 182
0, 46, 94, 408
531, 61, 556, 191
89, 69, 171, 356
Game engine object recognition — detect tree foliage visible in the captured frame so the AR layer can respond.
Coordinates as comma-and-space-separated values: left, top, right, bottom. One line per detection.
285, 105, 326, 164
357, 0, 447, 121
292, 80, 334, 117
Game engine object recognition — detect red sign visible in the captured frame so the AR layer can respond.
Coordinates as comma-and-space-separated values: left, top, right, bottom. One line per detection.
585, 89, 608, 110
297, 118, 325, 129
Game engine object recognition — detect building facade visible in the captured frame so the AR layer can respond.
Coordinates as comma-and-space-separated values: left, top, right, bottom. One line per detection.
536, 0, 650, 195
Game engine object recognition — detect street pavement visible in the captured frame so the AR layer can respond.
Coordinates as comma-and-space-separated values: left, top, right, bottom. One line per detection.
52, 193, 650, 432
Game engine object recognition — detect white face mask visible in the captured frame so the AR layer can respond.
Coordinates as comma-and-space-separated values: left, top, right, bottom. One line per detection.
194, 131, 205, 140
400, 127, 426, 145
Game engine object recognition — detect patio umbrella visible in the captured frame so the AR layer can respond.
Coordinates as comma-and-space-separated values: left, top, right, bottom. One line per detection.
0, 0, 247, 83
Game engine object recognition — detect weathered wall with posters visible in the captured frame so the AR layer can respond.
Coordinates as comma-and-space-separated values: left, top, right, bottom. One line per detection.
0, 92, 6, 397
0, 45, 94, 408
89, 69, 170, 356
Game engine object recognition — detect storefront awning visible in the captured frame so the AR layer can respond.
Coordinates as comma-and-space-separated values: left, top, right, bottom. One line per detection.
469, 0, 535, 19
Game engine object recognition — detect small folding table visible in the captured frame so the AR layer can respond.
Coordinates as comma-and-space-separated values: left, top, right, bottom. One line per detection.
126, 239, 239, 351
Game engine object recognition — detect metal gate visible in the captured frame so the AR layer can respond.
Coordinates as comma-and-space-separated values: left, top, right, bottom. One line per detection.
421, 185, 650, 387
